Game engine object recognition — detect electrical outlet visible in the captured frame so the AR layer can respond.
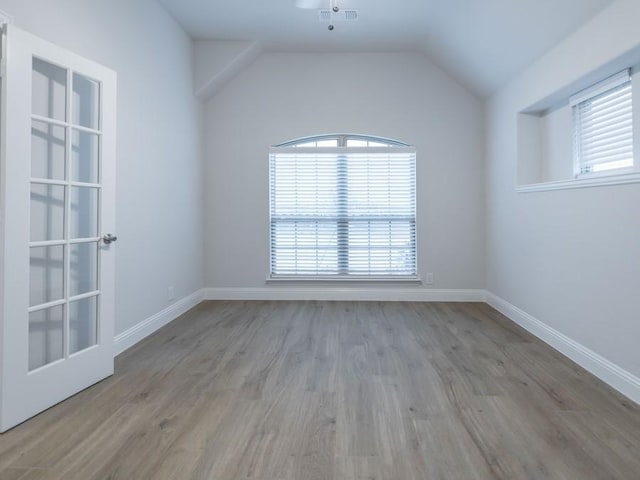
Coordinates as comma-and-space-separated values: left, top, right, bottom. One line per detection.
425, 272, 434, 285
168, 286, 175, 302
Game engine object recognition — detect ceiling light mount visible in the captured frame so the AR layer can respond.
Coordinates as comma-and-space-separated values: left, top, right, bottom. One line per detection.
319, 3, 358, 31
298, 0, 357, 31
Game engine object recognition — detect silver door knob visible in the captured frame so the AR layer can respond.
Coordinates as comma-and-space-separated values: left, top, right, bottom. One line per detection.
103, 233, 118, 245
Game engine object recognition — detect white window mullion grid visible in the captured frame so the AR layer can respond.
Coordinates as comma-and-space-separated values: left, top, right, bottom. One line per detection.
63, 66, 72, 360
269, 142, 416, 278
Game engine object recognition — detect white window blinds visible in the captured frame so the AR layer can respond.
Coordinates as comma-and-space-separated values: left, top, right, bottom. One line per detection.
571, 70, 634, 175
269, 141, 416, 277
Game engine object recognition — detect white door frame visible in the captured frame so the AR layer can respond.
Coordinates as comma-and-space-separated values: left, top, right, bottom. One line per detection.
0, 24, 117, 432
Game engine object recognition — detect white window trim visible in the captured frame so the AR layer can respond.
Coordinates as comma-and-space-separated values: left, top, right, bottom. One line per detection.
269, 134, 418, 281
269, 146, 416, 156
569, 70, 630, 107
516, 171, 640, 193
266, 275, 422, 284
571, 69, 635, 179
517, 68, 639, 193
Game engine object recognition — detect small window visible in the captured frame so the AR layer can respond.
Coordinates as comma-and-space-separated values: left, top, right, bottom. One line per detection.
269, 134, 417, 279
572, 70, 634, 177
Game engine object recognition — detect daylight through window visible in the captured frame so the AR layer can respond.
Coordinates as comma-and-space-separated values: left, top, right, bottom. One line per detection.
572, 70, 634, 176
269, 135, 417, 278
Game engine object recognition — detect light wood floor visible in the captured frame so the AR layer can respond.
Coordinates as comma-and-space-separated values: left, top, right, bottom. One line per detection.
1, 301, 639, 479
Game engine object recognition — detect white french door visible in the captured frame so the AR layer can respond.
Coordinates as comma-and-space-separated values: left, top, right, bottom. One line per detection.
0, 25, 116, 432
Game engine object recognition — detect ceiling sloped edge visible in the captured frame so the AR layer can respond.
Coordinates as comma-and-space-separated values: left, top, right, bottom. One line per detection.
193, 39, 263, 100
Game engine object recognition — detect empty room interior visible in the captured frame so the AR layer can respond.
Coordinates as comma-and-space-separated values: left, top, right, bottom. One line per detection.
1, 0, 640, 478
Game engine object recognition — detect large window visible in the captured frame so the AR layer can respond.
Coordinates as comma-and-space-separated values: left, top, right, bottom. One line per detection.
572, 70, 634, 177
269, 134, 416, 278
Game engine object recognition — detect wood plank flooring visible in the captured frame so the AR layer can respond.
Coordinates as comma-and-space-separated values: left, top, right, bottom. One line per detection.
1, 300, 639, 479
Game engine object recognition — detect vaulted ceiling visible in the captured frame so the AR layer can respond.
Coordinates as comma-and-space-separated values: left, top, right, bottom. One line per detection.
157, 0, 615, 97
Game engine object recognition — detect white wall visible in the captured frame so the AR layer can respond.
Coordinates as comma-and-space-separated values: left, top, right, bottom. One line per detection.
203, 52, 485, 290
540, 105, 572, 182
0, 0, 204, 335
192, 39, 261, 99
516, 106, 573, 185
486, 0, 640, 378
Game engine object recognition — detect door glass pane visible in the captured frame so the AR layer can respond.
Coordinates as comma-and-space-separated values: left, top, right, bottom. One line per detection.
72, 73, 100, 130
70, 187, 98, 239
30, 246, 64, 307
69, 242, 98, 296
31, 184, 65, 242
32, 58, 67, 121
71, 130, 99, 184
31, 120, 66, 180
29, 305, 64, 371
69, 296, 98, 354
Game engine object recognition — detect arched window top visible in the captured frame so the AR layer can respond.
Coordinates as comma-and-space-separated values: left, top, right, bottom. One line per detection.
274, 134, 411, 148
269, 133, 417, 278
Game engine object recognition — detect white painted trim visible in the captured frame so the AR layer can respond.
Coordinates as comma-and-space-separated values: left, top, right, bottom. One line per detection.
569, 69, 630, 106
113, 288, 484, 358
113, 289, 205, 357
485, 292, 640, 406
266, 275, 422, 284
204, 287, 486, 302
516, 172, 640, 193
110, 287, 640, 407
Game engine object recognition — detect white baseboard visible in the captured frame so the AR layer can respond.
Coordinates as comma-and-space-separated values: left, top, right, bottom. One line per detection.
485, 292, 640, 406
203, 287, 487, 302
112, 287, 482, 358
111, 286, 640, 406
113, 289, 205, 356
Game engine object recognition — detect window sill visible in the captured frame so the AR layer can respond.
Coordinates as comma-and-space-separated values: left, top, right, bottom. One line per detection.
266, 275, 422, 285
516, 172, 640, 193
